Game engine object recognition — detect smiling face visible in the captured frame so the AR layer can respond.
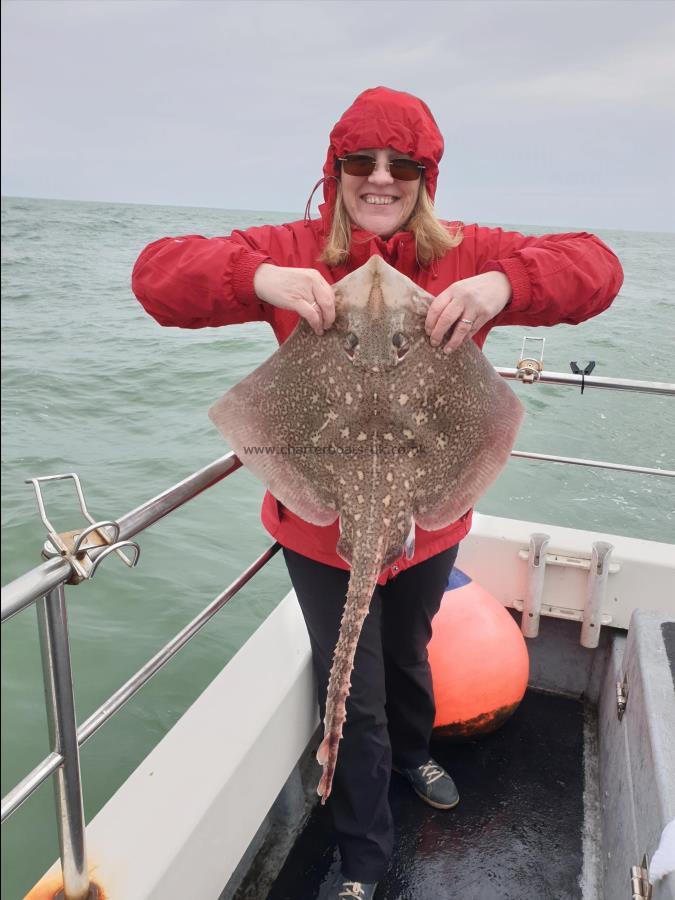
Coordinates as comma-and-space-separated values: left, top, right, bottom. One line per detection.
339, 148, 422, 238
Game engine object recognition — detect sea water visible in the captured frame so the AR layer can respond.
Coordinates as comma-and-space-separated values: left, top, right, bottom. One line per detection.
1, 196, 674, 897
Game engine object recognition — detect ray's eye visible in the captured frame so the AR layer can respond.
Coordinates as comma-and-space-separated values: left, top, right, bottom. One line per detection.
392, 331, 410, 359
345, 331, 359, 354
344, 332, 359, 358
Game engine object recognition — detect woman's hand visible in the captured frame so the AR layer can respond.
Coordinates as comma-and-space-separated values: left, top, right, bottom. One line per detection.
253, 264, 335, 335
425, 271, 512, 352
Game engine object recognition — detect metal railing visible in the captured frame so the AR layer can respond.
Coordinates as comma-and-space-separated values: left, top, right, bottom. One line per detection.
1, 370, 674, 899
495, 367, 675, 396
1, 452, 280, 899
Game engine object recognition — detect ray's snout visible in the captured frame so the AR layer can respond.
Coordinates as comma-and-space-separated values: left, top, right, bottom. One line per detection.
334, 259, 424, 370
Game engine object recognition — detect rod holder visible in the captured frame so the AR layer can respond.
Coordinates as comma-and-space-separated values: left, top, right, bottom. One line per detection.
522, 532, 550, 638
581, 541, 613, 648
26, 473, 140, 585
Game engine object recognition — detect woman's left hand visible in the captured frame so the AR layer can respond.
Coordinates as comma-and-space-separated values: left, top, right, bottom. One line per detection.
425, 271, 512, 353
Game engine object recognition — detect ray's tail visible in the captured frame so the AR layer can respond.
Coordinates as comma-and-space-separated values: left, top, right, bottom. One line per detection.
316, 539, 384, 804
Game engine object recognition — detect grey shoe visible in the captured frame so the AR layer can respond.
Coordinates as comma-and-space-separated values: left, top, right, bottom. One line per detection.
393, 758, 460, 810
318, 867, 379, 900
335, 876, 378, 899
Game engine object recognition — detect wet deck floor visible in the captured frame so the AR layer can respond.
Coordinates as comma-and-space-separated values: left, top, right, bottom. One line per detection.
267, 690, 586, 900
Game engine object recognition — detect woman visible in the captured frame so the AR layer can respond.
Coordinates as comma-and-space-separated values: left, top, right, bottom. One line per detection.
132, 86, 623, 899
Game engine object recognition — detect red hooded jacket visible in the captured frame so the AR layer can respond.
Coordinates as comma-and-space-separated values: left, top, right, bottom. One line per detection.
132, 86, 624, 584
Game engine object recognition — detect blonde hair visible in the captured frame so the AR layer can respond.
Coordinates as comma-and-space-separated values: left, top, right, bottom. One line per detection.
320, 180, 463, 268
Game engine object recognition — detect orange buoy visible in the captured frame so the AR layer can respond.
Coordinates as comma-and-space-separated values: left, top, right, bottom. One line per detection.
429, 568, 529, 739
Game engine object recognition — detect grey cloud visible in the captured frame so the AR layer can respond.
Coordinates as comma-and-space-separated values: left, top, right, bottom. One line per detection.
2, 0, 674, 230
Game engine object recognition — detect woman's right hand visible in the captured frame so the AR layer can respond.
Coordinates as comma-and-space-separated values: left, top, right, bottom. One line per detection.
253, 264, 335, 335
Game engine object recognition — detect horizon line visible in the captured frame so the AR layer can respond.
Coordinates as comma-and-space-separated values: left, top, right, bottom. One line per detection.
2, 193, 674, 237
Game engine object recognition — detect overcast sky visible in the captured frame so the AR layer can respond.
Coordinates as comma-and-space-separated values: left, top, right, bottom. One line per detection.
2, 0, 674, 231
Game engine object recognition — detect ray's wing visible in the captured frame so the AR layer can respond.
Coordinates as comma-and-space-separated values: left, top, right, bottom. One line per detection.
208, 322, 342, 526
398, 339, 523, 531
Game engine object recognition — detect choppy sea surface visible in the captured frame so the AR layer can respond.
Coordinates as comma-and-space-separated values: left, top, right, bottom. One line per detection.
2, 195, 674, 897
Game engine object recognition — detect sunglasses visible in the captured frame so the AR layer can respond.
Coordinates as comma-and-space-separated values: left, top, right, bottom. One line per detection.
337, 154, 425, 182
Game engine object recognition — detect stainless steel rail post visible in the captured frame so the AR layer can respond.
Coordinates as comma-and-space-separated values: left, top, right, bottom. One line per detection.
36, 584, 90, 900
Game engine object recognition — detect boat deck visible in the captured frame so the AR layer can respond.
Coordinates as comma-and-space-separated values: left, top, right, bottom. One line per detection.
267, 690, 587, 900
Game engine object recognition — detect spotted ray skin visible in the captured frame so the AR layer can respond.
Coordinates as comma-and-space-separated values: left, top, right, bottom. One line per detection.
209, 255, 524, 802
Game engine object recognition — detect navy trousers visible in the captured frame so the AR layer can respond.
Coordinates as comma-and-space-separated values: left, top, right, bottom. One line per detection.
283, 543, 459, 883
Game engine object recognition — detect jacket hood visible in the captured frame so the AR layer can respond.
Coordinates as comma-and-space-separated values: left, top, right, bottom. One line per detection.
319, 86, 444, 224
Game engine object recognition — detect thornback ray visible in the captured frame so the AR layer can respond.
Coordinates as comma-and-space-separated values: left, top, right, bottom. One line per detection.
208, 255, 524, 803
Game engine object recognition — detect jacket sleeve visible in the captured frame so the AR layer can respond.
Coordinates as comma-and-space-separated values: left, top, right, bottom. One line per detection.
471, 226, 624, 327
131, 223, 301, 329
